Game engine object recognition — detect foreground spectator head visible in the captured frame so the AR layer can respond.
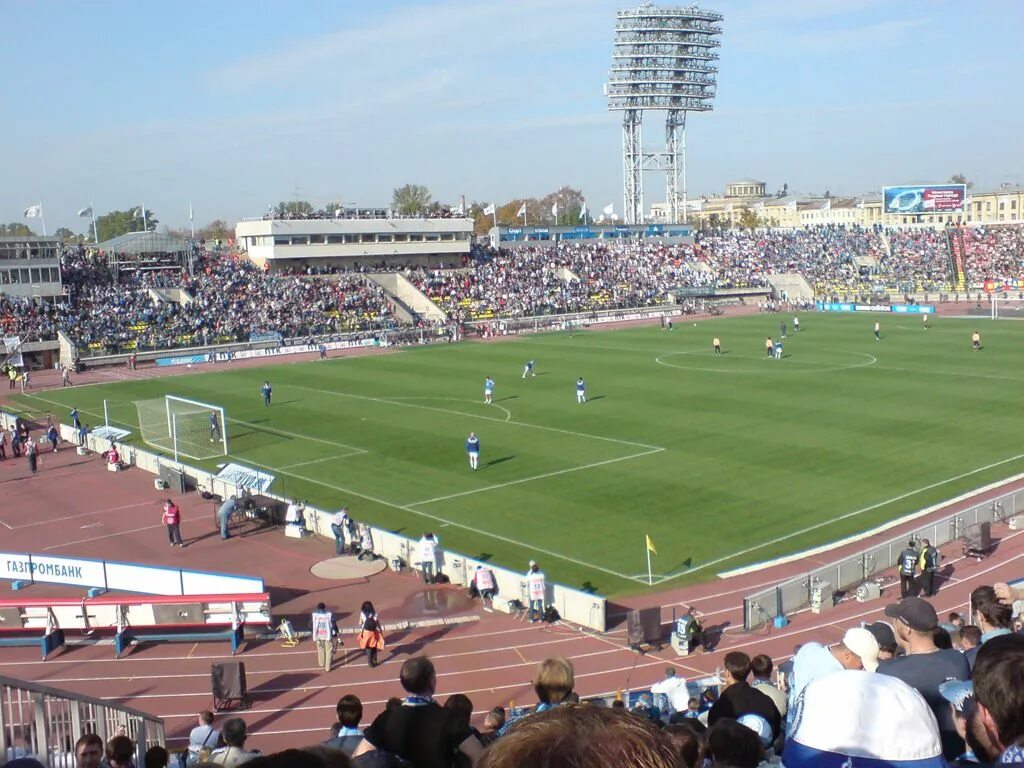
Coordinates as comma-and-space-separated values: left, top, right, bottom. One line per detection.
336, 695, 362, 728
144, 746, 168, 768
664, 721, 706, 768
971, 633, 1024, 761
723, 651, 751, 684
479, 705, 680, 768
959, 625, 982, 650
399, 656, 436, 696
885, 596, 939, 648
707, 718, 761, 768
105, 736, 135, 768
75, 734, 104, 768
939, 680, 983, 760
749, 654, 773, 680
838, 627, 880, 671
533, 657, 575, 706
483, 707, 506, 732
444, 693, 473, 728
198, 711, 214, 726
221, 717, 248, 747
737, 714, 773, 749
784, 670, 943, 767
864, 621, 899, 660
970, 585, 1014, 633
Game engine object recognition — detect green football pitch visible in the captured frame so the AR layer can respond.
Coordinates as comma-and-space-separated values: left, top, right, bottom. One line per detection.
16, 313, 1024, 596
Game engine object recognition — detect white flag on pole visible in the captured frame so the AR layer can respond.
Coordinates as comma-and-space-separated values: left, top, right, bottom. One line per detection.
24, 205, 42, 218
516, 203, 527, 217
131, 207, 143, 218
483, 203, 496, 216
551, 202, 558, 218
603, 203, 614, 216
78, 206, 93, 217
189, 201, 194, 223
579, 203, 587, 221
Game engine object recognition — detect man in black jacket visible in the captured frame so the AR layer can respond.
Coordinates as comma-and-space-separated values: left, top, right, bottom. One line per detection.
707, 651, 782, 741
897, 539, 919, 598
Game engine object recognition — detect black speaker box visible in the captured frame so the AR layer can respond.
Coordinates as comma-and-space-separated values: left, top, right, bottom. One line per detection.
211, 661, 249, 710
626, 607, 662, 647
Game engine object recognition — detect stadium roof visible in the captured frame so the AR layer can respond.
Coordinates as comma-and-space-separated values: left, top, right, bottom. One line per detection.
98, 230, 189, 255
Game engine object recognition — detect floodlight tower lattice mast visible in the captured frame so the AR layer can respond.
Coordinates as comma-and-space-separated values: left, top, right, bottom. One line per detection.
607, 3, 723, 225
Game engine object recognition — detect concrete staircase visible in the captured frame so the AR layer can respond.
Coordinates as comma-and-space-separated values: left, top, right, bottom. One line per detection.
766, 272, 814, 300
369, 273, 448, 323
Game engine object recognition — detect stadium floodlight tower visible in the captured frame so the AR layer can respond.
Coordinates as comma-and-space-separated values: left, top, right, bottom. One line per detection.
607, 3, 723, 225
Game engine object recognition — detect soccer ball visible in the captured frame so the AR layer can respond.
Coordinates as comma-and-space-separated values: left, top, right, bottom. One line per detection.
693, 322, 697, 326
186, 364, 193, 368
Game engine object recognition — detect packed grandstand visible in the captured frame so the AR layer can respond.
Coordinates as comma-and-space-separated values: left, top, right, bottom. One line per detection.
3, 224, 1024, 355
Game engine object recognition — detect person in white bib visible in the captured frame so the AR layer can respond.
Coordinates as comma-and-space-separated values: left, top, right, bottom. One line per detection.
525, 561, 546, 623
415, 532, 439, 584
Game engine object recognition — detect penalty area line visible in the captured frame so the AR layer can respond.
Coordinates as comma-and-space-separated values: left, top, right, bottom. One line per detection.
240, 459, 649, 586
408, 447, 665, 506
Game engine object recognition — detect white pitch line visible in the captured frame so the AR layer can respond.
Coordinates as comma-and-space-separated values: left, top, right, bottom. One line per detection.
288, 383, 662, 451
655, 450, 1024, 582
409, 447, 664, 506
21, 393, 367, 459
389, 396, 513, 423
246, 462, 648, 584
277, 451, 365, 470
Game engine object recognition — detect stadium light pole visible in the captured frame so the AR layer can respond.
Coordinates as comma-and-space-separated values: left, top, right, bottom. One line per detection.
607, 4, 723, 225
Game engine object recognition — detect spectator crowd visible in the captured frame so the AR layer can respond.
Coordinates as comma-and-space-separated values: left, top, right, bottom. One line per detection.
8, 581, 1020, 768
2, 225, 1023, 353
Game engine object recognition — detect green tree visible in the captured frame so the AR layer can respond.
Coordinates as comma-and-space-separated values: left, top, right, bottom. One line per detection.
273, 201, 314, 217
94, 208, 159, 241
738, 208, 760, 229
54, 227, 75, 241
539, 186, 586, 225
198, 219, 235, 242
0, 223, 35, 236
706, 214, 728, 230
950, 173, 974, 190
391, 184, 432, 216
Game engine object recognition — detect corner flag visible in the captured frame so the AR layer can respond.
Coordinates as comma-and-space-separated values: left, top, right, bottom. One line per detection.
645, 534, 657, 586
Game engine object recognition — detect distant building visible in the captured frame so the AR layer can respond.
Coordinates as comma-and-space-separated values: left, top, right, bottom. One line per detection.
724, 179, 767, 199
235, 212, 473, 271
0, 236, 63, 301
650, 180, 1024, 229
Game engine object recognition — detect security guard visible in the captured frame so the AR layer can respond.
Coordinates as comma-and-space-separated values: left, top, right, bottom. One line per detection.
897, 539, 919, 598
918, 539, 940, 597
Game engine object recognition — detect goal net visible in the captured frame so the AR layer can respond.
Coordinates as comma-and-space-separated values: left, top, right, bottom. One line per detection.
135, 396, 228, 461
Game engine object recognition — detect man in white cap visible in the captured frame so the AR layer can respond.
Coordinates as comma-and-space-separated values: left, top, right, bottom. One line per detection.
783, 670, 946, 767
786, 626, 878, 732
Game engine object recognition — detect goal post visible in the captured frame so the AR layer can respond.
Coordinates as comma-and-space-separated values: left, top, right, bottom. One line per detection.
135, 395, 228, 461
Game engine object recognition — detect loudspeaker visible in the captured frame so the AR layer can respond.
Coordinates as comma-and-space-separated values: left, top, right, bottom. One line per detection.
626, 607, 662, 648
211, 661, 249, 711
965, 522, 992, 551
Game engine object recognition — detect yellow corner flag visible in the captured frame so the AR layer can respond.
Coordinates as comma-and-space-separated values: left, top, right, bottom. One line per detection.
646, 535, 657, 556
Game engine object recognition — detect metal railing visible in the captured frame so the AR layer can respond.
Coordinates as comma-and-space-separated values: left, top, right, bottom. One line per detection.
742, 488, 1021, 629
0, 675, 164, 768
